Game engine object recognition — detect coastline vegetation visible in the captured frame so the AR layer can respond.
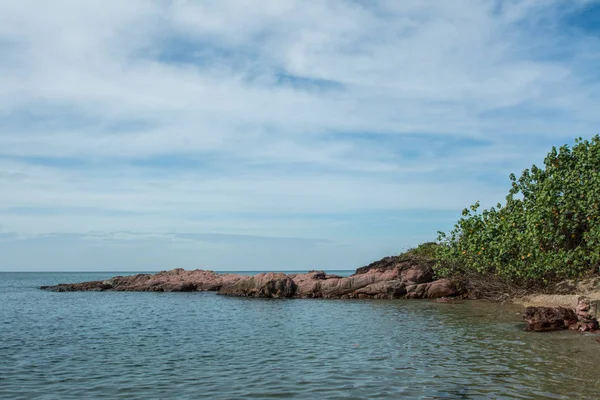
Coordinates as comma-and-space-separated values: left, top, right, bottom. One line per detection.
433, 135, 600, 291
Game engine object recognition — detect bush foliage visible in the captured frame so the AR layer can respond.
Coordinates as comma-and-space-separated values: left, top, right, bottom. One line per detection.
436, 135, 600, 284
398, 242, 439, 261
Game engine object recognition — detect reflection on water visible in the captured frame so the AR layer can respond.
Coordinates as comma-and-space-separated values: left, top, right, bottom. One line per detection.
1, 272, 599, 399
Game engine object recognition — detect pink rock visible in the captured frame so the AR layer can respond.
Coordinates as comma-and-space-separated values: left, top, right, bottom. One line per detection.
425, 279, 457, 299
218, 272, 296, 298
42, 269, 244, 292
293, 271, 343, 298
400, 265, 434, 284
41, 255, 460, 300
352, 280, 407, 299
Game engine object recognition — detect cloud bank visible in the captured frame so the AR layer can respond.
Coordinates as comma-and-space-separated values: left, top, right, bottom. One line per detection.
1, 0, 599, 270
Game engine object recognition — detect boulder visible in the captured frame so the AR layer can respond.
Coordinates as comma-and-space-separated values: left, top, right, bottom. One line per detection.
405, 279, 457, 299
425, 279, 457, 298
218, 273, 297, 298
400, 265, 434, 284
352, 280, 407, 299
293, 270, 343, 298
523, 306, 578, 332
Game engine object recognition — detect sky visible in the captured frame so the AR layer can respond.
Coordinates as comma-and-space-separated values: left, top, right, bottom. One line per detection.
1, 0, 599, 271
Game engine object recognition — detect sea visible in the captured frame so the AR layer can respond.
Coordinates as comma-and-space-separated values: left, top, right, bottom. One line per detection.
1, 271, 600, 399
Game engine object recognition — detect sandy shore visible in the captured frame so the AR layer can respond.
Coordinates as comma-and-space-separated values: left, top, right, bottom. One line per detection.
515, 292, 600, 308
513, 277, 600, 321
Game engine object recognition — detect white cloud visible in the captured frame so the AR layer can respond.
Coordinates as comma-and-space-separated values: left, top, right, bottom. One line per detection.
0, 0, 599, 269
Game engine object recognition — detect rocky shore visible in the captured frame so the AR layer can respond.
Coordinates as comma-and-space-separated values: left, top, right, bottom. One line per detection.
40, 255, 457, 300
516, 277, 600, 333
524, 296, 600, 332
39, 254, 600, 335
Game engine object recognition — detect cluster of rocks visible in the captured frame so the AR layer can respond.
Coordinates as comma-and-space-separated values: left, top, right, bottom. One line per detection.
40, 255, 600, 337
573, 297, 600, 332
41, 257, 458, 300
524, 296, 599, 332
218, 269, 456, 299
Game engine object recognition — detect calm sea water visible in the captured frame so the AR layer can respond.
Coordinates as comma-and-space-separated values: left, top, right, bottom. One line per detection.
1, 272, 600, 400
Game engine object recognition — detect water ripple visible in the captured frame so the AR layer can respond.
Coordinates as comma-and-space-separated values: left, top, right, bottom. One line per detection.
1, 272, 600, 399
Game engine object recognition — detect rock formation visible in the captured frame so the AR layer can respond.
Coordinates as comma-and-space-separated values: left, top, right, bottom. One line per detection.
524, 296, 599, 332
41, 268, 242, 292
523, 306, 578, 332
41, 256, 458, 300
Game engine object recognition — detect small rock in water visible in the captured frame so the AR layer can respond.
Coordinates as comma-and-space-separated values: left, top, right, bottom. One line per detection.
523, 306, 578, 332
524, 297, 600, 333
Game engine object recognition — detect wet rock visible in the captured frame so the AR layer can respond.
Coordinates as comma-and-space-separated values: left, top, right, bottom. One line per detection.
524, 306, 578, 332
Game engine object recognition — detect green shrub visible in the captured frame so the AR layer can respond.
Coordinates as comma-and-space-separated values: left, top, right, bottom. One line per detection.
436, 135, 600, 284
398, 242, 438, 261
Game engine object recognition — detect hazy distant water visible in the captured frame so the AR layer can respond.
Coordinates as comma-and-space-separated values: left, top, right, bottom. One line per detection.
2, 272, 600, 400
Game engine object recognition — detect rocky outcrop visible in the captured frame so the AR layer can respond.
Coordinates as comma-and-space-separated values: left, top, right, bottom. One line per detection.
217, 261, 457, 299
409, 278, 457, 299
523, 297, 599, 332
354, 256, 434, 282
41, 268, 242, 292
41, 256, 458, 299
41, 280, 114, 292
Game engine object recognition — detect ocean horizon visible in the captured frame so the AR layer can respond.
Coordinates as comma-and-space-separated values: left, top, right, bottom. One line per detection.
0, 270, 357, 274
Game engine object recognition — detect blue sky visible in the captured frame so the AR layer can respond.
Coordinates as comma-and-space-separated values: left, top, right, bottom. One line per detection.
1, 0, 599, 271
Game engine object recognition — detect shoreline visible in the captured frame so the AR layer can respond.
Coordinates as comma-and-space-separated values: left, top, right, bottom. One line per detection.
39, 254, 600, 335
39, 259, 458, 300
